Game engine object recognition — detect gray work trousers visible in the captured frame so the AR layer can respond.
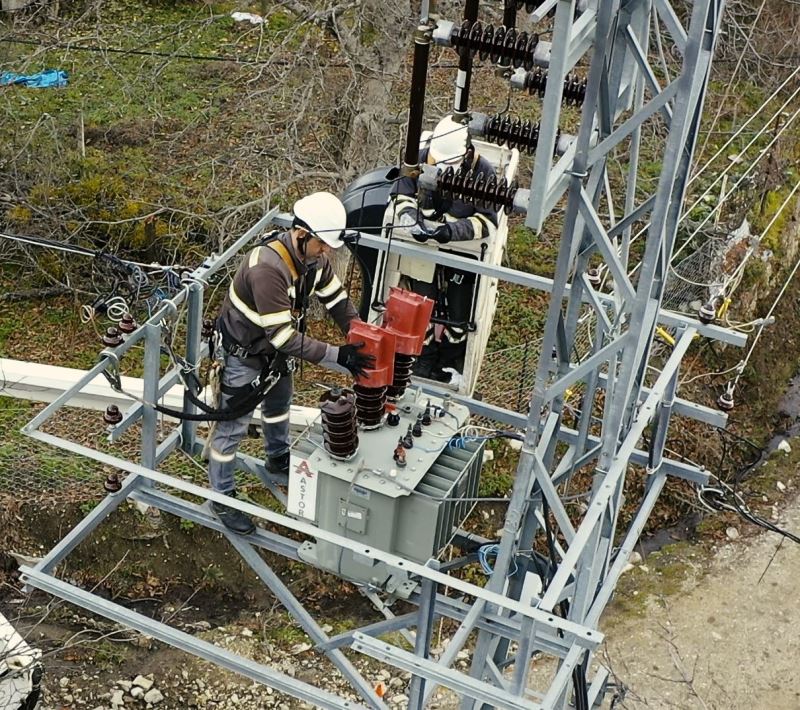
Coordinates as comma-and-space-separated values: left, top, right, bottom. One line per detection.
206, 354, 292, 494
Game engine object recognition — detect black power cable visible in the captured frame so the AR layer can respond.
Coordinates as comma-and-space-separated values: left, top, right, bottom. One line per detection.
0, 36, 349, 67
698, 426, 800, 546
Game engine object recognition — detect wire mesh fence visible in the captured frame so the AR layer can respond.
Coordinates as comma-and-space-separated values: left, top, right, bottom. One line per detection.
0, 229, 753, 505
0, 400, 282, 507
0, 402, 109, 507
663, 235, 730, 313
473, 307, 598, 416
664, 222, 754, 314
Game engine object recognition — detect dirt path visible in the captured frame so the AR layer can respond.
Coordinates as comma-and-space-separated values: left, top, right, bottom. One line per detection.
603, 493, 800, 710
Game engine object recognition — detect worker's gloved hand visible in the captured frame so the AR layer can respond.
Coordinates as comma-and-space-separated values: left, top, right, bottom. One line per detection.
410, 224, 431, 243
431, 223, 452, 244
396, 209, 419, 229
337, 341, 376, 378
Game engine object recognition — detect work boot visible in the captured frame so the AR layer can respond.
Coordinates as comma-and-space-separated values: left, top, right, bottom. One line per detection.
211, 491, 255, 535
266, 451, 290, 476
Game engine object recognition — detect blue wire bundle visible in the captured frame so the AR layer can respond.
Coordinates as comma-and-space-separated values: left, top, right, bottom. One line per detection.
477, 544, 518, 577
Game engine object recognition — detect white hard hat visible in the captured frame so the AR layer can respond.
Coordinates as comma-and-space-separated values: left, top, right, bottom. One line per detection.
428, 115, 469, 165
292, 191, 347, 248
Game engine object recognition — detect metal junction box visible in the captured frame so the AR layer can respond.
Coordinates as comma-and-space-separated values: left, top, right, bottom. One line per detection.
288, 391, 483, 593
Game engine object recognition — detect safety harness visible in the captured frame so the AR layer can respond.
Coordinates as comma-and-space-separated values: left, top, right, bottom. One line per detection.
103, 237, 303, 423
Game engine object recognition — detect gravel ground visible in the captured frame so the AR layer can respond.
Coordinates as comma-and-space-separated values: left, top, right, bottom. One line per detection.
9, 462, 800, 710
603, 484, 800, 709
15, 607, 464, 710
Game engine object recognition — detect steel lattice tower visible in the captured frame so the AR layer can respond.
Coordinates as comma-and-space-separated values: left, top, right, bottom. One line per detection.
458, 0, 730, 704
18, 1, 743, 708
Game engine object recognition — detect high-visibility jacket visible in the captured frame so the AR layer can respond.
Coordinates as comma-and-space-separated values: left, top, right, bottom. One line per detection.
219, 231, 358, 362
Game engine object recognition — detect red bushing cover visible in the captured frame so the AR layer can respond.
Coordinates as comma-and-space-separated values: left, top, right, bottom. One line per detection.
382, 287, 435, 356
347, 321, 396, 388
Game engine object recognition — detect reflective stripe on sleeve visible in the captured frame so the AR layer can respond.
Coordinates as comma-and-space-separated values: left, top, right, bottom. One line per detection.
323, 291, 347, 310
470, 213, 496, 239
444, 327, 468, 343
269, 324, 296, 348
316, 274, 343, 298
229, 285, 292, 327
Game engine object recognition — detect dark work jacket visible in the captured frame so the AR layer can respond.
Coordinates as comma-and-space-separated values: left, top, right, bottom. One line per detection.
389, 148, 499, 241
219, 231, 358, 362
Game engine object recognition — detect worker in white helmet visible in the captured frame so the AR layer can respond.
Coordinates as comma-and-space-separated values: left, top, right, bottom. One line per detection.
385, 115, 499, 382
208, 191, 373, 534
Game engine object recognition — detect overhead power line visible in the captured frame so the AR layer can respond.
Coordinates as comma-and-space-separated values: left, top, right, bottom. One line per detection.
691, 64, 800, 185
0, 36, 347, 66
615, 79, 800, 289
730, 179, 800, 387
607, 66, 800, 285
0, 36, 463, 70
676, 103, 800, 259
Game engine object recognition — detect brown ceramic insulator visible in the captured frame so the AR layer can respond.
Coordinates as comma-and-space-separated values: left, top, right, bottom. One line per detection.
386, 354, 415, 401
103, 472, 122, 493
319, 388, 359, 460
118, 313, 137, 334
102, 327, 124, 348
103, 405, 123, 425
717, 391, 735, 411
324, 432, 360, 459
353, 384, 387, 429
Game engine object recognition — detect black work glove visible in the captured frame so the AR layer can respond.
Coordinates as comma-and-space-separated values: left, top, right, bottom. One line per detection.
410, 224, 430, 243
431, 223, 453, 244
337, 341, 376, 378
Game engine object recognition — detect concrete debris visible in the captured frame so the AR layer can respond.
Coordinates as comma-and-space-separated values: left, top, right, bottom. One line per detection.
9, 550, 43, 567
231, 11, 264, 24
777, 481, 787, 492
143, 687, 165, 704
777, 439, 792, 454
629, 551, 643, 565
133, 674, 154, 691
726, 526, 740, 540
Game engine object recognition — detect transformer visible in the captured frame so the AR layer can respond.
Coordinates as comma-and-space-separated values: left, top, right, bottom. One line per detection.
288, 388, 482, 594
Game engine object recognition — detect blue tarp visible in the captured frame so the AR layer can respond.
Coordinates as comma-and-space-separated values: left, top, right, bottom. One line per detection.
0, 69, 68, 88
